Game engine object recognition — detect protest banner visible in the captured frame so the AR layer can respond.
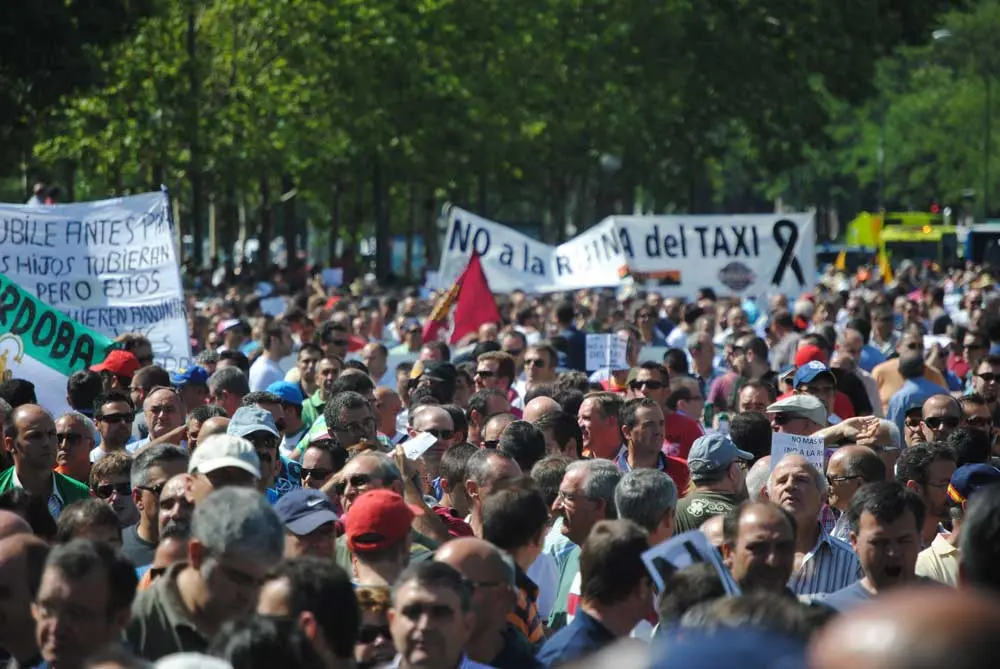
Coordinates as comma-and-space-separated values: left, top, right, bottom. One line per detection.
0, 192, 192, 370
641, 530, 740, 596
436, 205, 816, 297
770, 432, 826, 472
585, 333, 630, 372
0, 274, 118, 415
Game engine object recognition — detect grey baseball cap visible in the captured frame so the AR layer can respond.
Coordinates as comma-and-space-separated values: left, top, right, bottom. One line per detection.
688, 433, 753, 477
765, 394, 828, 427
226, 406, 280, 440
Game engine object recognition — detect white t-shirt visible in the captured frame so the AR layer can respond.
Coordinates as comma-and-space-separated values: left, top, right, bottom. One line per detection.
249, 356, 285, 392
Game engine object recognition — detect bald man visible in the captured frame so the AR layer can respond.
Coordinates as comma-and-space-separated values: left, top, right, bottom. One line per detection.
0, 509, 32, 539
482, 413, 516, 448
196, 416, 230, 449
700, 514, 725, 549
523, 396, 561, 424
920, 394, 963, 444
0, 534, 50, 666
374, 387, 404, 444
435, 537, 537, 668
811, 587, 1000, 669
408, 404, 457, 482
826, 445, 886, 542
0, 404, 91, 515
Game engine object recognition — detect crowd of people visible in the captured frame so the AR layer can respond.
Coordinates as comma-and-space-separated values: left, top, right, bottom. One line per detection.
1, 258, 1000, 668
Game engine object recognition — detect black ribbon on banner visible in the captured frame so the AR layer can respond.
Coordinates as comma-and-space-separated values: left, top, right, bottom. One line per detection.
771, 220, 805, 287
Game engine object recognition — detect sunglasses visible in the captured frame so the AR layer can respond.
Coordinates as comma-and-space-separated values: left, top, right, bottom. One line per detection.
57, 433, 84, 445
967, 416, 993, 429
524, 358, 547, 368
904, 414, 923, 428
923, 416, 961, 430
137, 482, 167, 497
771, 413, 807, 425
94, 482, 132, 499
302, 467, 333, 480
977, 373, 998, 383
475, 370, 496, 379
629, 380, 663, 391
98, 413, 134, 425
423, 429, 454, 440
358, 624, 391, 644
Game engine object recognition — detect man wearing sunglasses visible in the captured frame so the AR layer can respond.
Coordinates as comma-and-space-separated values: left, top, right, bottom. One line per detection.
971, 356, 1000, 425
628, 362, 703, 460
409, 405, 458, 496
227, 406, 294, 503
123, 444, 190, 568
54, 411, 95, 483
960, 394, 996, 446
90, 391, 137, 464
920, 395, 964, 444
129, 387, 186, 454
89, 450, 140, 529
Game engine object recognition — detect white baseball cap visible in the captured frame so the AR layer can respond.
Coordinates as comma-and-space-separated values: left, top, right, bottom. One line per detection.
188, 434, 260, 479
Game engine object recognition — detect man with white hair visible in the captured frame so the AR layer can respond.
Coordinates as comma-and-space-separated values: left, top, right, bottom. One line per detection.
54, 411, 96, 483
127, 487, 285, 659
768, 454, 860, 595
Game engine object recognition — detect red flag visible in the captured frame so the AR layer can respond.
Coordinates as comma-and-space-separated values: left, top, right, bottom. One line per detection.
422, 253, 500, 344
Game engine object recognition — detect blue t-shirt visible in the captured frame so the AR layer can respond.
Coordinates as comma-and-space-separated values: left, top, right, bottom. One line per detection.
822, 580, 873, 612
536, 609, 616, 668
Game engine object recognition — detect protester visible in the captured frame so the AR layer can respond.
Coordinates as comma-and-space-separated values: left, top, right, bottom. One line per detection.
92, 391, 138, 465
89, 450, 140, 529
187, 434, 261, 503
0, 404, 91, 517
825, 445, 886, 541
674, 433, 752, 532
170, 367, 210, 412
55, 498, 123, 547
127, 487, 284, 659
54, 411, 95, 483
895, 442, 957, 547
721, 501, 796, 593
537, 520, 651, 667
577, 393, 624, 460
300, 354, 343, 428
353, 586, 396, 669
274, 487, 339, 559
769, 454, 861, 595
0, 534, 50, 667
185, 404, 228, 453
256, 557, 359, 669
207, 367, 250, 418
130, 388, 186, 452
248, 323, 294, 391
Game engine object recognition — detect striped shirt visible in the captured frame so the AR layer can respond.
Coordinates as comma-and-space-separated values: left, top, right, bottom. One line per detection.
508, 564, 545, 647
788, 523, 861, 596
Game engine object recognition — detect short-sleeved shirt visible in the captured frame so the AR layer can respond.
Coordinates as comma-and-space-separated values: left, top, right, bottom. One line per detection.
663, 412, 704, 459
126, 563, 208, 661
787, 524, 862, 596
915, 534, 959, 587
121, 524, 157, 567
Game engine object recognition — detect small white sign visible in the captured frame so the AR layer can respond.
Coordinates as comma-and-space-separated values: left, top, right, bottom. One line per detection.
402, 431, 438, 461
770, 432, 826, 472
585, 333, 630, 372
641, 530, 740, 596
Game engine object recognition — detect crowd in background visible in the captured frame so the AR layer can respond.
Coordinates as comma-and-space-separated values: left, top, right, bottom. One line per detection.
1, 257, 1000, 668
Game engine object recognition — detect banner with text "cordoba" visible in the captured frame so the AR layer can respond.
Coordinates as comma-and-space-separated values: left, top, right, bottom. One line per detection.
0, 191, 192, 372
436, 206, 816, 296
0, 274, 118, 416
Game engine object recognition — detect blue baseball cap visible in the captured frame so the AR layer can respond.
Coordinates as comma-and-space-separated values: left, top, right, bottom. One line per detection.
688, 433, 753, 477
793, 361, 835, 388
948, 464, 1000, 506
266, 381, 305, 406
170, 365, 209, 387
227, 406, 280, 439
274, 488, 339, 535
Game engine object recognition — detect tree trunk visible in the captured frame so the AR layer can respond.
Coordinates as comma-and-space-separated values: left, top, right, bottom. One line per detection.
187, 0, 204, 267
423, 192, 438, 273
405, 182, 417, 281
373, 158, 391, 284
258, 175, 273, 279
329, 180, 342, 264
282, 173, 298, 272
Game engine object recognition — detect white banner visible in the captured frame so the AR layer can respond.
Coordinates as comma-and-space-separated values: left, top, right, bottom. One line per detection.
0, 191, 192, 371
437, 206, 815, 297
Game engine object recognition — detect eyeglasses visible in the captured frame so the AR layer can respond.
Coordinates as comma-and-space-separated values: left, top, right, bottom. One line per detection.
629, 380, 663, 391
826, 474, 862, 486
423, 429, 454, 440
57, 433, 84, 445
136, 482, 167, 497
302, 467, 333, 480
475, 370, 496, 379
97, 413, 134, 425
771, 413, 807, 425
977, 373, 998, 383
94, 482, 132, 499
335, 417, 376, 435
524, 358, 547, 368
967, 416, 993, 429
923, 416, 961, 430
357, 624, 391, 644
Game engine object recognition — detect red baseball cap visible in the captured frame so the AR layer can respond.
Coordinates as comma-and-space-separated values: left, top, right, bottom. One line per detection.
345, 489, 422, 554
90, 350, 141, 378
794, 344, 826, 368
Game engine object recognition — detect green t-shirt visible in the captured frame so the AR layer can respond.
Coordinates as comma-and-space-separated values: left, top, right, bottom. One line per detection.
674, 489, 744, 534
547, 545, 580, 631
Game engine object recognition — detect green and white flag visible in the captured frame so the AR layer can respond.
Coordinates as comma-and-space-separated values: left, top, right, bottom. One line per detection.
0, 274, 118, 415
